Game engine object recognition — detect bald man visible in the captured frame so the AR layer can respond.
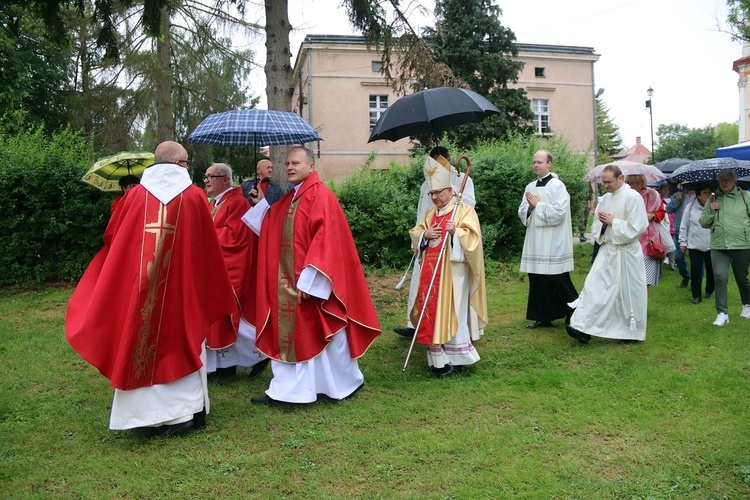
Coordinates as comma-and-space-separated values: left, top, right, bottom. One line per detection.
241, 159, 284, 206
66, 141, 235, 438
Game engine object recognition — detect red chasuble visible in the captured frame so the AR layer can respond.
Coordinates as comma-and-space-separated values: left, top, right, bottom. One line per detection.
208, 187, 256, 347
66, 183, 235, 390
254, 172, 381, 362
414, 208, 452, 345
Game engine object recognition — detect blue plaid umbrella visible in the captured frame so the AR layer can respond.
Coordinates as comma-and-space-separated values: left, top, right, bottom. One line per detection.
670, 157, 750, 186
188, 109, 323, 147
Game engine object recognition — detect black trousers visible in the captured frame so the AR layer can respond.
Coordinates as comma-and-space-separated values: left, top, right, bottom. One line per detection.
527, 272, 579, 323
688, 249, 714, 299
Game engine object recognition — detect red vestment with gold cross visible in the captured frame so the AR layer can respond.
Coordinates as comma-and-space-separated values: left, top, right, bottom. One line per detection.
66, 183, 235, 390
254, 172, 380, 362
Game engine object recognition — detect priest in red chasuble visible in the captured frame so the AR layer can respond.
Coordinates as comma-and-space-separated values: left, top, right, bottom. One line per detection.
66, 141, 236, 437
203, 162, 268, 378
409, 155, 488, 377
242, 146, 381, 404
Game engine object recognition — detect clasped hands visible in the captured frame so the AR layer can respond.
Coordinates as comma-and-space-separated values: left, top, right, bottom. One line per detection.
425, 221, 455, 240
597, 211, 614, 226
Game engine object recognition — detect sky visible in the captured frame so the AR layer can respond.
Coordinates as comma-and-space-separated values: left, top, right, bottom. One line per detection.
245, 0, 744, 152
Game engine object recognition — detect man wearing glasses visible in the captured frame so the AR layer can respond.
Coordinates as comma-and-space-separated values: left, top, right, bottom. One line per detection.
203, 163, 269, 378
408, 154, 487, 377
66, 141, 235, 437
393, 146, 476, 339
566, 164, 648, 344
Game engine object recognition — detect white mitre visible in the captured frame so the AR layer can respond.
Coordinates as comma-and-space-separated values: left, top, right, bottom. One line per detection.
423, 155, 452, 191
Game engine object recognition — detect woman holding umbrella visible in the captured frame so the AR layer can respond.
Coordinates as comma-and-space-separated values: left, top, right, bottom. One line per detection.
627, 174, 666, 294
699, 168, 750, 326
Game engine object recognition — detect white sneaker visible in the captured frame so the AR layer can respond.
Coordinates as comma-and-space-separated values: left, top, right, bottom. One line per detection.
741, 305, 750, 319
713, 313, 730, 326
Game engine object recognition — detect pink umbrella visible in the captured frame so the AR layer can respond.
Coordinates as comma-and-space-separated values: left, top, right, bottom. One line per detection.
583, 160, 666, 183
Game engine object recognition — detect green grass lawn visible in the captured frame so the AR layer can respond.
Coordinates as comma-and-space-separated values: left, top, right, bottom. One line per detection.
2, 244, 749, 498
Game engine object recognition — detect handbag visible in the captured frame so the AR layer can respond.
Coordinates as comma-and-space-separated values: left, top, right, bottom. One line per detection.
645, 236, 666, 260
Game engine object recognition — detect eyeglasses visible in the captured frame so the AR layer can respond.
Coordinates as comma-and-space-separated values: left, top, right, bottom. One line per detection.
177, 159, 192, 166
428, 187, 451, 197
203, 175, 226, 181
718, 178, 734, 184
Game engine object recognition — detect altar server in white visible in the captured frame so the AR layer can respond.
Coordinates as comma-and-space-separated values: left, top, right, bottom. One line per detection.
566, 164, 649, 344
518, 150, 578, 329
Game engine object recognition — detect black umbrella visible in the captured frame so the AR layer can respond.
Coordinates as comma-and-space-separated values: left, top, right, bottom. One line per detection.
654, 158, 691, 174
670, 157, 750, 186
367, 87, 501, 143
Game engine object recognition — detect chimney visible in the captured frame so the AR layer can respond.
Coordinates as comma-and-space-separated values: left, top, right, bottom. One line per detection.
636, 136, 641, 144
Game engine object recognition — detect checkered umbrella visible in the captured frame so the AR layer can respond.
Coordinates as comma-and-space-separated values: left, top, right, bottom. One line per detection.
670, 157, 750, 185
188, 109, 323, 147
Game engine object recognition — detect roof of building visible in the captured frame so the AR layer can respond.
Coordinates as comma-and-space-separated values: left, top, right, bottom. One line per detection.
612, 136, 652, 162
300, 34, 596, 55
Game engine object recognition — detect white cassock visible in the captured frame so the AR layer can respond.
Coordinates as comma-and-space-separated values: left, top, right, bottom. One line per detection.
241, 192, 364, 403
405, 171, 475, 327
570, 183, 649, 341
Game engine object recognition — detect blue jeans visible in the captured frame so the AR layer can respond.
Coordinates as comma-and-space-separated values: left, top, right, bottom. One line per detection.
673, 233, 689, 278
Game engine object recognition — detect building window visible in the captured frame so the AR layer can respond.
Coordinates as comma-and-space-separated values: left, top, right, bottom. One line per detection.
370, 95, 388, 130
531, 99, 551, 135
372, 61, 383, 72
534, 67, 546, 78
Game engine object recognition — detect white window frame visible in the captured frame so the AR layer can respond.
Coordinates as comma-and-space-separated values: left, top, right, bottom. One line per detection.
531, 99, 551, 135
369, 95, 388, 130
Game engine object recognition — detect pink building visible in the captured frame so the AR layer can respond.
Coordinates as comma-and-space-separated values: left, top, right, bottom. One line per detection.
292, 35, 600, 180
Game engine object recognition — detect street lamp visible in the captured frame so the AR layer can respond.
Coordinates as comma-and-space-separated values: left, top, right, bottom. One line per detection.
645, 87, 654, 164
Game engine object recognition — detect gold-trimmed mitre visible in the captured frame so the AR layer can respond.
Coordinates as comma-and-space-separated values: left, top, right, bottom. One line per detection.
424, 155, 452, 191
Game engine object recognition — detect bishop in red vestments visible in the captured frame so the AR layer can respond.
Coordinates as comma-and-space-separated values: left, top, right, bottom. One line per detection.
66, 141, 235, 436
242, 146, 381, 404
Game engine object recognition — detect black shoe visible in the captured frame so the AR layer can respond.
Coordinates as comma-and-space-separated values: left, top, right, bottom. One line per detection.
432, 364, 455, 378
705, 293, 714, 299
619, 339, 640, 344
192, 408, 206, 429
250, 394, 276, 406
247, 358, 271, 380
525, 320, 553, 329
393, 327, 416, 338
212, 366, 236, 377
680, 278, 690, 288
691, 297, 701, 304
566, 325, 591, 344
146, 420, 194, 439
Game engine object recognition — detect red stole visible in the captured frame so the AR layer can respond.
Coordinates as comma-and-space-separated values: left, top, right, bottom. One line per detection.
254, 172, 381, 362
415, 208, 453, 345
66, 185, 235, 390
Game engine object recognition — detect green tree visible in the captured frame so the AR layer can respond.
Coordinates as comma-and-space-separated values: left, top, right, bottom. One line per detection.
726, 0, 750, 42
416, 0, 533, 147
595, 98, 623, 164
0, 5, 73, 134
655, 122, 738, 161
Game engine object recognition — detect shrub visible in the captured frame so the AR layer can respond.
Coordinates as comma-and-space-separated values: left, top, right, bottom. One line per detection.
334, 135, 590, 266
0, 127, 109, 285
469, 134, 590, 259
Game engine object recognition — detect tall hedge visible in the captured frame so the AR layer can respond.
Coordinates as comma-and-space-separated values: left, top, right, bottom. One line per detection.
0, 128, 110, 285
333, 135, 590, 267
